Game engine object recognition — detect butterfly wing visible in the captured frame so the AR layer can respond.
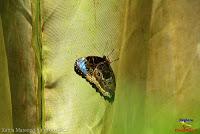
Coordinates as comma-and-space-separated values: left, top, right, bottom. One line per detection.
74, 57, 88, 78
74, 56, 116, 102
92, 62, 116, 101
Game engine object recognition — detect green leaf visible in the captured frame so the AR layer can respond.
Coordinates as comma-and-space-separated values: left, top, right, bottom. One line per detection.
1, 0, 39, 129
0, 15, 13, 131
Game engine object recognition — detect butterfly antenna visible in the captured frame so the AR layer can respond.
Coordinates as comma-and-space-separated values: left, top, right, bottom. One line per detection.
107, 48, 115, 58
110, 57, 119, 63
117, 48, 121, 54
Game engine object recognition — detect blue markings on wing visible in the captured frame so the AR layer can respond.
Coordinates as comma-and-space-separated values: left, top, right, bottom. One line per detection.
76, 57, 87, 75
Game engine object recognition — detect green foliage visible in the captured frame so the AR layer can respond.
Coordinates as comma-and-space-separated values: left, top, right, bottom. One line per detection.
1, 0, 38, 130
0, 16, 13, 131
1, 0, 200, 134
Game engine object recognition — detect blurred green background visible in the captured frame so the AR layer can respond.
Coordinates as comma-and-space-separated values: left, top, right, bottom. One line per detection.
1, 0, 200, 134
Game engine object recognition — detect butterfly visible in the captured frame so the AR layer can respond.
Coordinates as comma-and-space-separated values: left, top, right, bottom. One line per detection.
74, 55, 116, 102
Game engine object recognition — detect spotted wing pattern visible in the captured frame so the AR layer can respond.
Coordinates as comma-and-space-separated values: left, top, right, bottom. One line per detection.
74, 56, 116, 102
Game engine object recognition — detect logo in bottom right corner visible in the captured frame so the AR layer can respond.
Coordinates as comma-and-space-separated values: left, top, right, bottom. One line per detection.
175, 118, 198, 132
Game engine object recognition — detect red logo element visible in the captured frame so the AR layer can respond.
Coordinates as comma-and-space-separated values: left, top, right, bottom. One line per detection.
175, 128, 197, 132
175, 118, 197, 132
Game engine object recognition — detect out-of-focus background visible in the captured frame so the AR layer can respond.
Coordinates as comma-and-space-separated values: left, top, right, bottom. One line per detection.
1, 0, 200, 133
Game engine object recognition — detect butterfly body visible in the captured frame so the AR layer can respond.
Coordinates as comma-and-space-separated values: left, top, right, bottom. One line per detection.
74, 56, 116, 102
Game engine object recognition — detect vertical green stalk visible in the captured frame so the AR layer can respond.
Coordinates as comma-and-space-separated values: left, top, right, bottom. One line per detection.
0, 15, 13, 131
32, 0, 45, 129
